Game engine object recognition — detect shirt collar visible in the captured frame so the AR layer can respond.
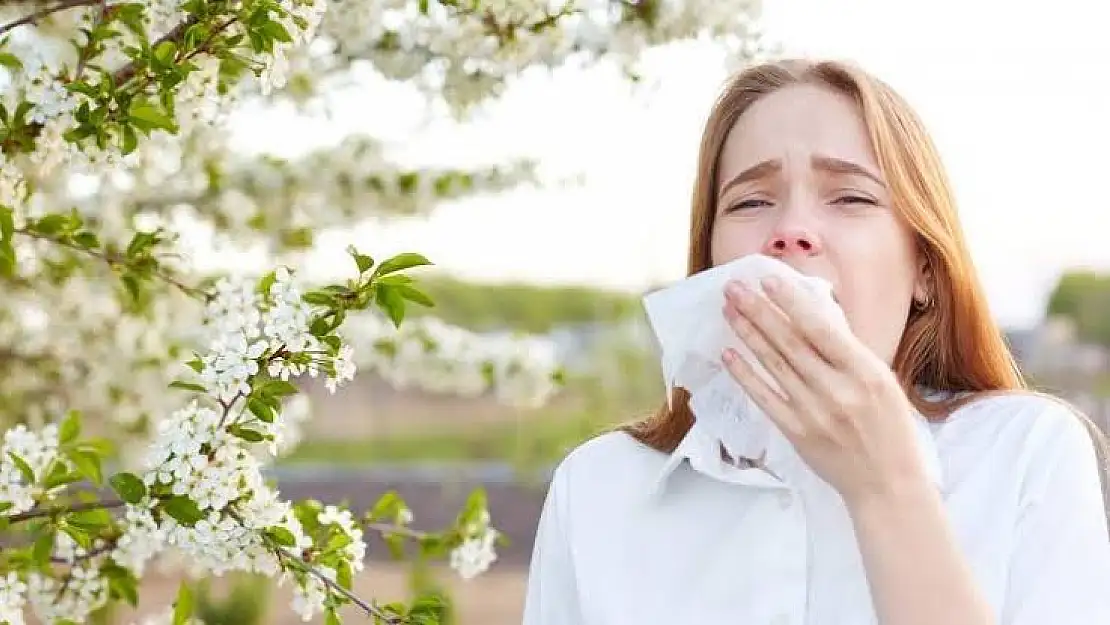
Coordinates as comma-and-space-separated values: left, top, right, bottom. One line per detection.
648, 400, 945, 499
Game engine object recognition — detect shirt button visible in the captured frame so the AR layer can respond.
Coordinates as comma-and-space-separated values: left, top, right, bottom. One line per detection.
777, 491, 794, 510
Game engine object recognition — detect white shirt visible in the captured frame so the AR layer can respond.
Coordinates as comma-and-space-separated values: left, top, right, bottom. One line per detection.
521, 393, 1110, 625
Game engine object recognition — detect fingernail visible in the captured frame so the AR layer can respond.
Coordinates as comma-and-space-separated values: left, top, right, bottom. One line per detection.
722, 348, 738, 364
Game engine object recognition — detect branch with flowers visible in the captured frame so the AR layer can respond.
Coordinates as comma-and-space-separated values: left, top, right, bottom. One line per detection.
0, 248, 504, 624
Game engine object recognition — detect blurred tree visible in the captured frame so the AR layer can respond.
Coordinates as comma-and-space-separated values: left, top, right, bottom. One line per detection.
414, 272, 641, 332
1046, 270, 1110, 346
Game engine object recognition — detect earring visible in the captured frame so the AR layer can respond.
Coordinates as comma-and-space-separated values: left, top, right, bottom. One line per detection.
913, 292, 933, 311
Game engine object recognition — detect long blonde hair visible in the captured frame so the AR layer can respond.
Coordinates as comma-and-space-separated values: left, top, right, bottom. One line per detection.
619, 58, 1109, 503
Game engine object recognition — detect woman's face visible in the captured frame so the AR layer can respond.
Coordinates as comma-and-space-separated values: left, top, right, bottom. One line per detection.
710, 83, 926, 365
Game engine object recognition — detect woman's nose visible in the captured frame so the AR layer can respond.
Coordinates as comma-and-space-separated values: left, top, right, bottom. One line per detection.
763, 228, 822, 257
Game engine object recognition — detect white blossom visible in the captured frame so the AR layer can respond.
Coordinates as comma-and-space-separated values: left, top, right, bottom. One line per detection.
450, 509, 500, 580
0, 572, 27, 625
27, 564, 110, 624
0, 424, 63, 517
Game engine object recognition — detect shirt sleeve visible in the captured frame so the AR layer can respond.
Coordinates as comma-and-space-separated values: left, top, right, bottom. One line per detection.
522, 466, 585, 625
1002, 402, 1110, 624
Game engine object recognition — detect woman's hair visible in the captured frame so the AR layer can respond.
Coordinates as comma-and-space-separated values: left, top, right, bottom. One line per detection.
617, 58, 1109, 505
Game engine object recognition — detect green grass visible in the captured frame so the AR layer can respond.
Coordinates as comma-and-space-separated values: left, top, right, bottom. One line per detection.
277, 407, 629, 471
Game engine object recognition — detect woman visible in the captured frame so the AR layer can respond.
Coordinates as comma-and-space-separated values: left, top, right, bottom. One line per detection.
521, 58, 1110, 625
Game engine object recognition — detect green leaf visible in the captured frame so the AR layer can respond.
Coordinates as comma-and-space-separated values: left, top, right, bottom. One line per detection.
173, 581, 193, 625
227, 424, 265, 442
121, 274, 142, 304
73, 231, 99, 249
68, 507, 112, 529
7, 452, 35, 483
247, 398, 274, 423
102, 562, 140, 606
68, 448, 103, 485
257, 270, 276, 297
109, 472, 147, 504
375, 286, 406, 328
336, 560, 352, 589
396, 285, 434, 308
260, 20, 293, 43
265, 526, 296, 547
0, 501, 12, 514
325, 608, 341, 625
261, 379, 298, 397
74, 437, 115, 457
153, 40, 177, 65
121, 123, 138, 155
302, 291, 334, 306
32, 213, 68, 235
43, 460, 82, 490
59, 410, 81, 445
366, 491, 405, 523
0, 52, 24, 70
0, 239, 14, 276
0, 238, 13, 275
0, 205, 12, 242
161, 496, 204, 527
169, 380, 207, 393
373, 252, 432, 278
60, 523, 92, 550
33, 529, 54, 566
350, 250, 374, 273
128, 100, 176, 132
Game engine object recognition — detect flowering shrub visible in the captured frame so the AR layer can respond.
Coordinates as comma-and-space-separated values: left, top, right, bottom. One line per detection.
0, 0, 764, 622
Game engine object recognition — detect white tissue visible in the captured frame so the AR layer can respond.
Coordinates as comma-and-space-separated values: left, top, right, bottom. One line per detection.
643, 254, 848, 472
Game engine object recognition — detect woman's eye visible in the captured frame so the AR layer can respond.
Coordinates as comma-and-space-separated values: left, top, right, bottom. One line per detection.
726, 198, 772, 212
832, 195, 876, 206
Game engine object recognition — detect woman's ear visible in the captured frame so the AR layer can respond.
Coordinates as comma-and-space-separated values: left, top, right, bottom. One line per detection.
912, 254, 932, 307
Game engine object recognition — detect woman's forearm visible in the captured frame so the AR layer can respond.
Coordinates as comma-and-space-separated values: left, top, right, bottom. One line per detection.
848, 480, 996, 625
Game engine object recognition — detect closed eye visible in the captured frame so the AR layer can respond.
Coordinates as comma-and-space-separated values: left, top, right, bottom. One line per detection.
832, 195, 877, 206
725, 198, 773, 213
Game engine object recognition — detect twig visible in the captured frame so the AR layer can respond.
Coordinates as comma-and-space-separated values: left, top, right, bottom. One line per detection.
14, 227, 211, 302
8, 498, 125, 523
363, 522, 429, 541
0, 0, 100, 36
50, 541, 116, 564
273, 545, 402, 623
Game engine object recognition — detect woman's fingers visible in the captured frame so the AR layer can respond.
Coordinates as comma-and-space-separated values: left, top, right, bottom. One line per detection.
758, 276, 861, 370
725, 281, 831, 386
721, 342, 806, 438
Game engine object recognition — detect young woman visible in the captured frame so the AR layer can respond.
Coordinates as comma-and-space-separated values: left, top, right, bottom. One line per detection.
521, 58, 1110, 625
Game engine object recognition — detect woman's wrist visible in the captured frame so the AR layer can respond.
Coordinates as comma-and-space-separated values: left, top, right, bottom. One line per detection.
843, 470, 941, 526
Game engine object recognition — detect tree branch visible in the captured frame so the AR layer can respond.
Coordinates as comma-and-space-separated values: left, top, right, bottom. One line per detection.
51, 540, 117, 564
363, 522, 428, 541
273, 545, 401, 624
14, 227, 211, 302
0, 0, 99, 36
7, 498, 126, 523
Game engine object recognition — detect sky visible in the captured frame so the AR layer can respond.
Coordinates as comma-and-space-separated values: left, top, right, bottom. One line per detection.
227, 0, 1110, 330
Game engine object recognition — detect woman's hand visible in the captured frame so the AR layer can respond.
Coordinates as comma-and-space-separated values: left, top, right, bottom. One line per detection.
720, 276, 929, 508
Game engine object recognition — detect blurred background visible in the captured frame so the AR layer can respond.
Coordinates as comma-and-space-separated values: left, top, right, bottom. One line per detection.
13, 0, 1110, 622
